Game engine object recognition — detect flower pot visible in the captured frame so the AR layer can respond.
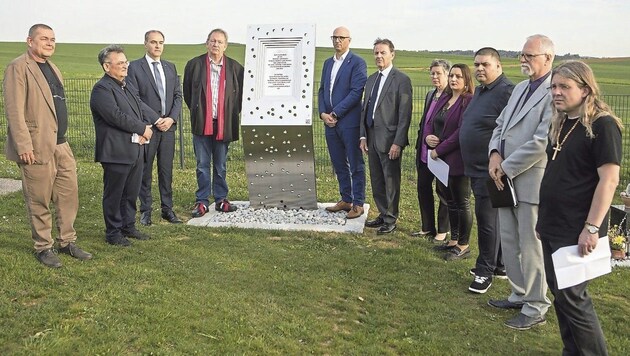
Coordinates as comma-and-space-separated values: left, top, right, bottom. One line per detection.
611, 249, 626, 260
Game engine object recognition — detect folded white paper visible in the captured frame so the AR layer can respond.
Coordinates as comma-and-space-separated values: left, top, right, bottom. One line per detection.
552, 236, 611, 290
427, 150, 449, 187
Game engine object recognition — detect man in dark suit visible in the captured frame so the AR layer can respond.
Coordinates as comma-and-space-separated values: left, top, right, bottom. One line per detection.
127, 30, 183, 226
90, 45, 156, 246
359, 38, 412, 234
183, 28, 244, 217
4, 24, 91, 267
318, 26, 367, 219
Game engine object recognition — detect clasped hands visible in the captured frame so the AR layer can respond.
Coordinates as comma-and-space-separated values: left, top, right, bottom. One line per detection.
425, 134, 440, 160
488, 152, 506, 190
138, 125, 153, 145
320, 112, 337, 128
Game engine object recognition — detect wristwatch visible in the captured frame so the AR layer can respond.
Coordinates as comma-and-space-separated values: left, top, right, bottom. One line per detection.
585, 222, 599, 234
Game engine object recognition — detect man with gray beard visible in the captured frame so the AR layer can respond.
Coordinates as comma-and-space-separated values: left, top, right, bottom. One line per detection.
487, 35, 555, 330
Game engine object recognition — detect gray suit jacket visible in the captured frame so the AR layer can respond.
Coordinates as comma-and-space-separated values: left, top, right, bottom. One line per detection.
360, 67, 413, 153
488, 75, 553, 204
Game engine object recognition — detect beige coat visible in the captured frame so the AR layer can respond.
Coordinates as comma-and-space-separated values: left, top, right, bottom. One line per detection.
4, 52, 62, 164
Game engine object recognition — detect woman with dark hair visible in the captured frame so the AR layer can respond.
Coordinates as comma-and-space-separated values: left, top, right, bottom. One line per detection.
413, 59, 451, 242
537, 60, 622, 355
425, 64, 475, 260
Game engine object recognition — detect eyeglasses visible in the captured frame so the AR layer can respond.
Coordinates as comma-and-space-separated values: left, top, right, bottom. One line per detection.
106, 61, 129, 66
518, 53, 546, 61
331, 36, 349, 42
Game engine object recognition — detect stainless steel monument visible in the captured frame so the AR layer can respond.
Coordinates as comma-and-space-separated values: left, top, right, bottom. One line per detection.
242, 24, 318, 210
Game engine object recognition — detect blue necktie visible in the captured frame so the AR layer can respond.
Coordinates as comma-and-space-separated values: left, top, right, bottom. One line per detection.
152, 61, 166, 115
366, 73, 382, 128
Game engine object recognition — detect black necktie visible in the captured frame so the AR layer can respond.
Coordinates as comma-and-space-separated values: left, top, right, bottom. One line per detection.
366, 73, 382, 128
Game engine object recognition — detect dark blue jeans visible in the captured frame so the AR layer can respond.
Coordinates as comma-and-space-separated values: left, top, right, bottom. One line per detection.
192, 134, 229, 206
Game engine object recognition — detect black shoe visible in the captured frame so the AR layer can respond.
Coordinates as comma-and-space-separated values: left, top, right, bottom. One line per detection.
122, 228, 150, 240
365, 217, 385, 228
493, 268, 508, 280
410, 230, 433, 237
215, 199, 237, 212
106, 235, 132, 247
140, 211, 152, 226
433, 242, 457, 251
504, 313, 546, 330
487, 299, 524, 310
162, 210, 182, 224
192, 202, 208, 218
36, 249, 62, 268
444, 246, 471, 261
469, 275, 492, 294
59, 243, 92, 260
377, 223, 397, 234
470, 267, 509, 280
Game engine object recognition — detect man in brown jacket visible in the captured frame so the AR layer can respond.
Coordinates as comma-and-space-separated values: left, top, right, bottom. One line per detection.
3, 24, 92, 267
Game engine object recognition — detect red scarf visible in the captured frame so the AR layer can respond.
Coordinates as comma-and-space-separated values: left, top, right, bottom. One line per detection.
204, 55, 226, 140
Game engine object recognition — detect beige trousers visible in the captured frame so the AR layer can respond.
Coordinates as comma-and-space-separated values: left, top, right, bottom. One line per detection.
19, 142, 79, 252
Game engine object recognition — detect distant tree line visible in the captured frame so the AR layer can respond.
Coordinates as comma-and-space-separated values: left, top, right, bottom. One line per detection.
415, 50, 588, 60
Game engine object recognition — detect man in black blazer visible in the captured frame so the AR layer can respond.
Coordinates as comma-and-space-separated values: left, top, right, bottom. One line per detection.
183, 28, 244, 217
127, 30, 183, 226
90, 45, 156, 246
359, 38, 412, 234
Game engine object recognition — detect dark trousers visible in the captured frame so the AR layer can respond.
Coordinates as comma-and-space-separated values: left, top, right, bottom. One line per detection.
541, 237, 608, 356
101, 153, 143, 239
325, 125, 365, 206
437, 175, 472, 245
471, 177, 504, 277
367, 131, 401, 224
416, 158, 449, 235
139, 128, 175, 214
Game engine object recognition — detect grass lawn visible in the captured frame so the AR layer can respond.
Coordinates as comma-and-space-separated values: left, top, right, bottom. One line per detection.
0, 156, 629, 355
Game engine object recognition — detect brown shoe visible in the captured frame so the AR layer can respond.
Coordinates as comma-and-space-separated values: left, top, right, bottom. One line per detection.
346, 205, 364, 219
325, 200, 352, 212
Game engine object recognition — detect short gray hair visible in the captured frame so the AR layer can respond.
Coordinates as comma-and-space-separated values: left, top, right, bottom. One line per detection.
28, 24, 52, 38
207, 28, 228, 42
430, 59, 451, 73
98, 44, 125, 66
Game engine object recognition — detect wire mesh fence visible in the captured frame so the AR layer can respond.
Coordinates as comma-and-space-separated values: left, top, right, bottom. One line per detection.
2, 79, 630, 184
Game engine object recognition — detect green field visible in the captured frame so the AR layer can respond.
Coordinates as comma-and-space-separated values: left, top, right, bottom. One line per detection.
1, 42, 630, 354
2, 41, 630, 93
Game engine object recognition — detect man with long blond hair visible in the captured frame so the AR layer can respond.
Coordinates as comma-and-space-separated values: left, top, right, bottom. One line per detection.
536, 60, 622, 355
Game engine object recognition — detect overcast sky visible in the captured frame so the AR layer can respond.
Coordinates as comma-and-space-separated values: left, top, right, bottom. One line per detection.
2, 0, 628, 58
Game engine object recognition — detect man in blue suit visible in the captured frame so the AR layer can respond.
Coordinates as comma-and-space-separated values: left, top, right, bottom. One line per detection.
127, 30, 183, 226
318, 26, 367, 219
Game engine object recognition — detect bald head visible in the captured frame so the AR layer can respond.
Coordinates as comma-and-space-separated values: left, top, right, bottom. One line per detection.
331, 26, 351, 56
